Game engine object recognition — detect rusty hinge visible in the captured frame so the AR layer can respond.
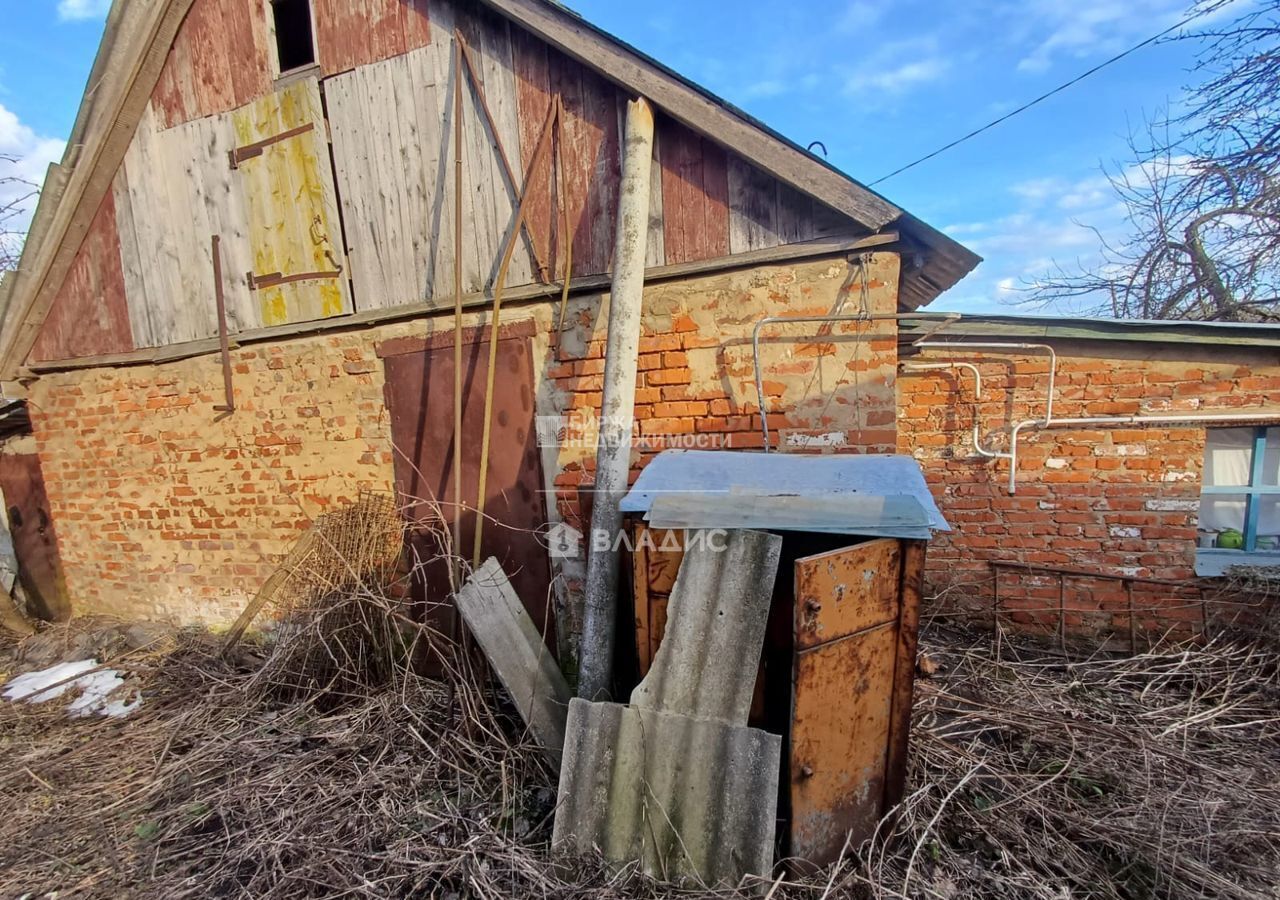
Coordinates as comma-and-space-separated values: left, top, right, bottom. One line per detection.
247, 269, 342, 291
229, 122, 315, 168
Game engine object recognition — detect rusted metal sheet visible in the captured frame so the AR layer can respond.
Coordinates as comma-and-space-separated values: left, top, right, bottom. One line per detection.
884, 540, 926, 812
30, 190, 134, 363
151, 0, 272, 130
795, 538, 901, 651
789, 538, 913, 867
791, 622, 898, 865
659, 117, 730, 265
0, 452, 69, 622
313, 0, 431, 77
231, 79, 352, 327
380, 328, 552, 652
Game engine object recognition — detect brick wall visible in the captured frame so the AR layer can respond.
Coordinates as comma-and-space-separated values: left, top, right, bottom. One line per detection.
25, 253, 901, 633
896, 340, 1280, 638
543, 254, 901, 653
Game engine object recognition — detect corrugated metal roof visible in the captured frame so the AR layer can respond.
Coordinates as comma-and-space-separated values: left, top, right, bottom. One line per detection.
620, 450, 950, 537
901, 312, 1280, 348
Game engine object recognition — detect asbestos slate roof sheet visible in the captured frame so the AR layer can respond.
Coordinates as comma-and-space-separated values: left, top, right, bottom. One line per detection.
620, 450, 950, 536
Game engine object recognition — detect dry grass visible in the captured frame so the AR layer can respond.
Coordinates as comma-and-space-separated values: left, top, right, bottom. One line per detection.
1, 575, 1277, 899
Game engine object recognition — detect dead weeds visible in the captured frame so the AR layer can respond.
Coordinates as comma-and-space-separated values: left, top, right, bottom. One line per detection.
1, 586, 1277, 899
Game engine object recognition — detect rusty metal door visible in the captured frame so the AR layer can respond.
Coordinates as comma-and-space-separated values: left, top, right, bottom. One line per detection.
379, 324, 553, 652
0, 452, 68, 621
790, 538, 903, 865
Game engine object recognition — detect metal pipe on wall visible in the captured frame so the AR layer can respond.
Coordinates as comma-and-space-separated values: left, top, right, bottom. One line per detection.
578, 96, 655, 701
751, 312, 919, 452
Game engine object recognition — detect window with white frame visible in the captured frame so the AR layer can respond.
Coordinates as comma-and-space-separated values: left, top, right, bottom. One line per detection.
1198, 427, 1280, 556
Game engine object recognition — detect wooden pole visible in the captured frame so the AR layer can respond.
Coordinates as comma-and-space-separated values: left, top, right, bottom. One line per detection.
211, 235, 234, 415
577, 97, 655, 701
553, 113, 574, 361
452, 43, 465, 585
471, 98, 560, 567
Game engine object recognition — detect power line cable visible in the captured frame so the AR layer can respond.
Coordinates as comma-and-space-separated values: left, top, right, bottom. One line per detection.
869, 4, 1229, 187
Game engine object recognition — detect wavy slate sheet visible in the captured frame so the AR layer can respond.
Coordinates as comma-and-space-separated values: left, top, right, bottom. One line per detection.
553, 698, 780, 887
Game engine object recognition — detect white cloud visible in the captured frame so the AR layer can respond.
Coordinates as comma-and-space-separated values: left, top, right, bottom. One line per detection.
1, 102, 66, 249
1010, 0, 1189, 73
741, 79, 788, 100
836, 0, 888, 33
942, 168, 1135, 313
843, 37, 950, 96
847, 57, 949, 93
57, 0, 111, 21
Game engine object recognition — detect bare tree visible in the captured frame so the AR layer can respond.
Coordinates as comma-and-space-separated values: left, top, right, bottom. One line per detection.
1033, 0, 1280, 322
0, 153, 38, 275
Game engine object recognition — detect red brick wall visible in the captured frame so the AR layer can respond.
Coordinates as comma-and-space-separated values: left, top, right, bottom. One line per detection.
897, 341, 1280, 639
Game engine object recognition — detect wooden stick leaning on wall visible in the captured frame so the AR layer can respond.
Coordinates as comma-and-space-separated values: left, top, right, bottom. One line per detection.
454, 28, 550, 284
211, 234, 235, 415
452, 40, 466, 590
553, 113, 573, 361
472, 96, 561, 567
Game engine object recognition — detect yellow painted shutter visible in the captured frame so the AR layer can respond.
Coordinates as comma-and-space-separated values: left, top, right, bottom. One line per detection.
231, 79, 351, 326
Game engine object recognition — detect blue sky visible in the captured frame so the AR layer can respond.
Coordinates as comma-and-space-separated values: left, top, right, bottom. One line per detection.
0, 0, 1233, 313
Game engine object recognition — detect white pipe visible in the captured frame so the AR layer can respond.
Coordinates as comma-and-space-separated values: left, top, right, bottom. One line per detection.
913, 342, 1057, 423
1006, 411, 1280, 494
579, 97, 654, 701
902, 361, 997, 459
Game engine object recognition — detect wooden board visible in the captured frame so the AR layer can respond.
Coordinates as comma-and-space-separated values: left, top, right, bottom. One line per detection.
630, 522, 685, 677
314, 0, 431, 76
30, 190, 134, 363
231, 78, 352, 327
659, 116, 729, 265
511, 26, 620, 278
326, 5, 534, 310
151, 0, 273, 130
114, 103, 259, 346
455, 557, 571, 769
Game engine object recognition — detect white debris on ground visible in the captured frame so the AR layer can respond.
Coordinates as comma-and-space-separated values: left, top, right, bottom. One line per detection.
3, 659, 142, 718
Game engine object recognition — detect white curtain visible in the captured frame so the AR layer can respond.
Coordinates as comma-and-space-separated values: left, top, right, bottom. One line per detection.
1199, 427, 1280, 538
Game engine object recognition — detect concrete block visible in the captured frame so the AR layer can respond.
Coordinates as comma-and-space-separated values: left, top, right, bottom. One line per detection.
553, 697, 780, 886
629, 528, 781, 725
455, 558, 571, 769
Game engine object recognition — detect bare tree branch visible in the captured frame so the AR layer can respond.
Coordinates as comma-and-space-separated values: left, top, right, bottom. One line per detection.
1030, 1, 1280, 322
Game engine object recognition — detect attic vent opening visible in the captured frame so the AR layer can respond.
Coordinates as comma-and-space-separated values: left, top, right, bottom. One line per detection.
271, 0, 316, 73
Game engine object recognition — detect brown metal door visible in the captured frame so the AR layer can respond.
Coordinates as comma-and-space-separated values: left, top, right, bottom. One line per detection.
790, 538, 903, 866
0, 452, 69, 621
379, 326, 553, 652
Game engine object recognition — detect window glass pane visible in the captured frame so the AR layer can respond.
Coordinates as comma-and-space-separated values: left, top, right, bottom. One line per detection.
1263, 427, 1280, 487
1258, 496, 1280, 550
1198, 493, 1247, 547
1203, 428, 1255, 487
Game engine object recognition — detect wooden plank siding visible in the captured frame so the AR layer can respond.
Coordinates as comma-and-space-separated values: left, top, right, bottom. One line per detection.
35, 0, 870, 362
658, 117, 730, 265
29, 191, 134, 363
151, 0, 273, 130
113, 103, 259, 346
231, 79, 353, 326
326, 0, 533, 307
511, 27, 620, 279
313, 0, 431, 77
